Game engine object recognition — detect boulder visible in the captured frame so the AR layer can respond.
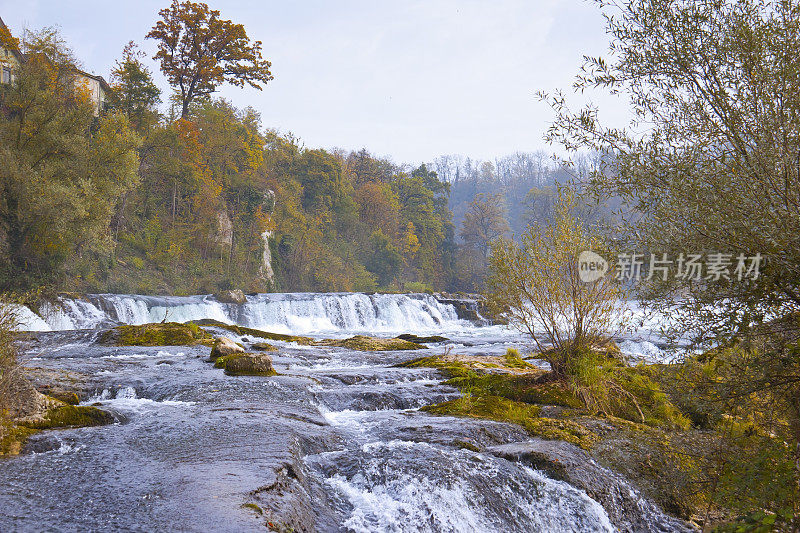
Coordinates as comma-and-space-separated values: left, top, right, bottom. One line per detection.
397, 333, 448, 344
251, 342, 277, 351
318, 335, 424, 351
214, 289, 247, 305
214, 353, 277, 376
209, 336, 245, 361
100, 322, 212, 347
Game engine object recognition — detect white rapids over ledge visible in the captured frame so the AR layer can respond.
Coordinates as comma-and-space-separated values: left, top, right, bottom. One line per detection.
12, 292, 471, 335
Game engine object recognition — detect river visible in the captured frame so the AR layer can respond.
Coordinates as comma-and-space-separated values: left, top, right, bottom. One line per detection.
0, 293, 687, 532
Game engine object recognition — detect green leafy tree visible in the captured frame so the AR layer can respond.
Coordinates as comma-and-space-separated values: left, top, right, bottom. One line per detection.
543, 0, 800, 520
0, 29, 140, 289
108, 41, 162, 132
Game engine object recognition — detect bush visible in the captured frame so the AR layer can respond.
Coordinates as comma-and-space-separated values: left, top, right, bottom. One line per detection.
487, 189, 627, 377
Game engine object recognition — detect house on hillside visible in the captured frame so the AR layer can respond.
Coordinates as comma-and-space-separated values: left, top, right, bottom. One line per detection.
0, 16, 110, 115
0, 16, 23, 85
74, 69, 111, 115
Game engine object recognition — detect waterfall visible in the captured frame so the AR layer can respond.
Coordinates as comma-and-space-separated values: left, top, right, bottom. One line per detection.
14, 292, 477, 334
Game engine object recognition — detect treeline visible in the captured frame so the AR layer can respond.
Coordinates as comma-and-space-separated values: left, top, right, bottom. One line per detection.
0, 25, 457, 295
1, 1, 608, 297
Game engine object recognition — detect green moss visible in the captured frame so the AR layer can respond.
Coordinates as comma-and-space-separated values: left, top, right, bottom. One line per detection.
214, 353, 278, 376
319, 335, 424, 351
251, 342, 278, 351
612, 366, 691, 430
20, 404, 114, 430
444, 373, 584, 409
49, 390, 81, 405
422, 395, 597, 449
453, 439, 482, 452
0, 421, 37, 456
241, 502, 263, 515
101, 322, 213, 347
395, 356, 475, 378
503, 348, 536, 369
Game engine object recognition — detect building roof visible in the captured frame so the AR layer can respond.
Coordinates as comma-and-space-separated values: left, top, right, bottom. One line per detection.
0, 16, 25, 63
75, 69, 112, 93
0, 17, 110, 92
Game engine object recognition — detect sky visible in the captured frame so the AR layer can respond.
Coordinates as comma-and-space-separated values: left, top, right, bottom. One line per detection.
0, 0, 630, 165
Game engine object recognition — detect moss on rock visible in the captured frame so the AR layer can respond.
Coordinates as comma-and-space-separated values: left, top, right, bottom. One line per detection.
0, 422, 37, 456
20, 403, 114, 430
2, 400, 114, 456
318, 335, 424, 351
100, 322, 212, 347
214, 353, 277, 376
251, 342, 277, 352
208, 336, 245, 361
423, 395, 597, 449
48, 390, 81, 405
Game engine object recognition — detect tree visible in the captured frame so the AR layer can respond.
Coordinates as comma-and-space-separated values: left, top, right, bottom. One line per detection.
543, 0, 800, 517
108, 42, 161, 132
364, 229, 402, 287
0, 29, 140, 289
487, 190, 624, 377
543, 0, 800, 345
147, 0, 273, 118
460, 193, 510, 259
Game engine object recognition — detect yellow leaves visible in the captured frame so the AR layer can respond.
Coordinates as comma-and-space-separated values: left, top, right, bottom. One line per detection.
488, 188, 625, 368
401, 221, 421, 259
0, 24, 20, 53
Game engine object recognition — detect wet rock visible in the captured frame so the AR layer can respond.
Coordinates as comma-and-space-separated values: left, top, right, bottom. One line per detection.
213, 289, 247, 305
318, 335, 424, 351
200, 323, 315, 345
397, 333, 449, 344
487, 439, 695, 533
251, 342, 277, 352
208, 336, 245, 361
47, 390, 80, 405
214, 353, 277, 376
100, 322, 213, 347
19, 402, 114, 430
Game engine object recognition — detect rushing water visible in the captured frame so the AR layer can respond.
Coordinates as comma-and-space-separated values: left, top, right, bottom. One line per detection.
1, 293, 687, 532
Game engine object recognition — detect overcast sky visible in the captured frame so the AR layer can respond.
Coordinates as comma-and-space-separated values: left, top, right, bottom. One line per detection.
0, 0, 630, 164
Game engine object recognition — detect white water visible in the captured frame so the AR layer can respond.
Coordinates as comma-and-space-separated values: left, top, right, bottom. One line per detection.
317, 409, 616, 533
13, 292, 468, 335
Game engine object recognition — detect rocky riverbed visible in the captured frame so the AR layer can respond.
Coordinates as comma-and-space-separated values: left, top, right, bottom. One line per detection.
0, 293, 691, 532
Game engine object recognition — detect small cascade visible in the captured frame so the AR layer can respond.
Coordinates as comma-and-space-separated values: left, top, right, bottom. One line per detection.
14, 292, 479, 334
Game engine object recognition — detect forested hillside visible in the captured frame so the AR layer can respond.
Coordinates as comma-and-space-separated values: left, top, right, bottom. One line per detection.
0, 23, 457, 295
1, 5, 607, 297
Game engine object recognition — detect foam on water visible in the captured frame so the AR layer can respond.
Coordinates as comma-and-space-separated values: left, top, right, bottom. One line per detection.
322, 439, 615, 533
87, 386, 195, 412
14, 292, 468, 335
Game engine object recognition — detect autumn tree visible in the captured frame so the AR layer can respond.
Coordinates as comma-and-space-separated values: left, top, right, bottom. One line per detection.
147, 0, 273, 118
460, 193, 510, 259
544, 1, 800, 521
108, 42, 162, 132
487, 190, 624, 376
0, 29, 140, 289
